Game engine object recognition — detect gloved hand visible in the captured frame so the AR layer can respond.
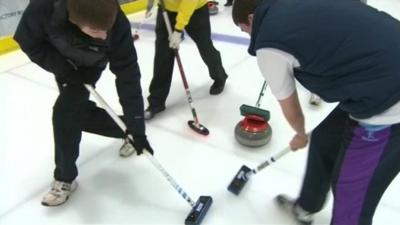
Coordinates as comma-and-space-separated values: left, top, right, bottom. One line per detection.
129, 134, 154, 155
169, 30, 183, 49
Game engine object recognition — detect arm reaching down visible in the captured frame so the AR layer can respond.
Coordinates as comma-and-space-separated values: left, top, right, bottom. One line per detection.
278, 91, 308, 150
256, 48, 307, 150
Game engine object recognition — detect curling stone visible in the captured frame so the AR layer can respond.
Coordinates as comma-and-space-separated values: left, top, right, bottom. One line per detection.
234, 114, 272, 147
208, 1, 219, 15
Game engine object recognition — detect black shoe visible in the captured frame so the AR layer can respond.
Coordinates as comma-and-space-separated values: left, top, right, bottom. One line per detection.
144, 105, 166, 120
209, 77, 227, 95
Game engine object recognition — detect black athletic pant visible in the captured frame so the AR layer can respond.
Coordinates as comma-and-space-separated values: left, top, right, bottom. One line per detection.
225, 0, 233, 5
296, 106, 400, 225
147, 4, 227, 108
53, 74, 125, 183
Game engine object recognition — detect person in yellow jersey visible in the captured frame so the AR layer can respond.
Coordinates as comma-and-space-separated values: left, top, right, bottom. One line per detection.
144, 0, 229, 119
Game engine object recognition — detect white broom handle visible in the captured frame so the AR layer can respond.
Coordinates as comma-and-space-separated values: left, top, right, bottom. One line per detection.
254, 132, 311, 173
254, 146, 291, 173
159, 0, 173, 36
84, 84, 196, 206
255, 81, 267, 108
144, 151, 196, 206
84, 84, 132, 139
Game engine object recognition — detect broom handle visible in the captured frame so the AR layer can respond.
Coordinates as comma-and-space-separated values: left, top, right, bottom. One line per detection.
253, 146, 291, 173
252, 132, 311, 174
159, 0, 173, 35
145, 152, 196, 207
255, 81, 267, 108
84, 84, 127, 132
158, 0, 201, 125
84, 84, 196, 207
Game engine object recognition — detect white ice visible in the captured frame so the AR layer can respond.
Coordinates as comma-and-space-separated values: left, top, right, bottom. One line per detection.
1, 0, 399, 224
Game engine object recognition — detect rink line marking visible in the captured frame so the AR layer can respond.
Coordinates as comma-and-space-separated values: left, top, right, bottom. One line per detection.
130, 22, 250, 46
3, 61, 31, 73
2, 23, 248, 74
226, 55, 252, 71
3, 44, 400, 218
6, 71, 58, 92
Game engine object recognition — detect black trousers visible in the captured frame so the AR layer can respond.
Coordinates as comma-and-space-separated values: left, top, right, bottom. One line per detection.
147, 4, 227, 108
53, 76, 125, 183
297, 106, 400, 225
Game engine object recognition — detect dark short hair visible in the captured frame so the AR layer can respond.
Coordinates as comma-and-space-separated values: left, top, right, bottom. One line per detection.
232, 0, 263, 25
67, 0, 118, 30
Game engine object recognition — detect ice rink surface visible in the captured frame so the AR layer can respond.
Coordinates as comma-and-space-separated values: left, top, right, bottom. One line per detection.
1, 0, 399, 224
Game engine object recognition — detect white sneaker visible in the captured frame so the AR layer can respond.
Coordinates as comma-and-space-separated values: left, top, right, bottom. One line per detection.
41, 180, 78, 206
275, 194, 314, 225
309, 93, 322, 106
119, 138, 135, 157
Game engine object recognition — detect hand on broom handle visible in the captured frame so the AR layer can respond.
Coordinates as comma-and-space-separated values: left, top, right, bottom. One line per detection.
156, 0, 210, 136
83, 84, 149, 154
84, 84, 198, 206
254, 132, 311, 173
84, 84, 214, 225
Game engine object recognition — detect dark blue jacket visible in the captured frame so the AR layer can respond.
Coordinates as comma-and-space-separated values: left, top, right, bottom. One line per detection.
249, 0, 400, 119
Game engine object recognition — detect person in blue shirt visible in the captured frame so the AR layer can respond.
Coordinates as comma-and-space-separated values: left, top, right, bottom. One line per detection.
232, 0, 400, 224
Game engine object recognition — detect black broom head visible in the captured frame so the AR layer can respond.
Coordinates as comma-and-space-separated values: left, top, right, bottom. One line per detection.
185, 196, 213, 225
227, 165, 252, 195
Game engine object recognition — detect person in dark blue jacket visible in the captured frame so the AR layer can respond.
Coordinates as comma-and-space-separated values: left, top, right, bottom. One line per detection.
14, 0, 154, 206
232, 0, 400, 224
